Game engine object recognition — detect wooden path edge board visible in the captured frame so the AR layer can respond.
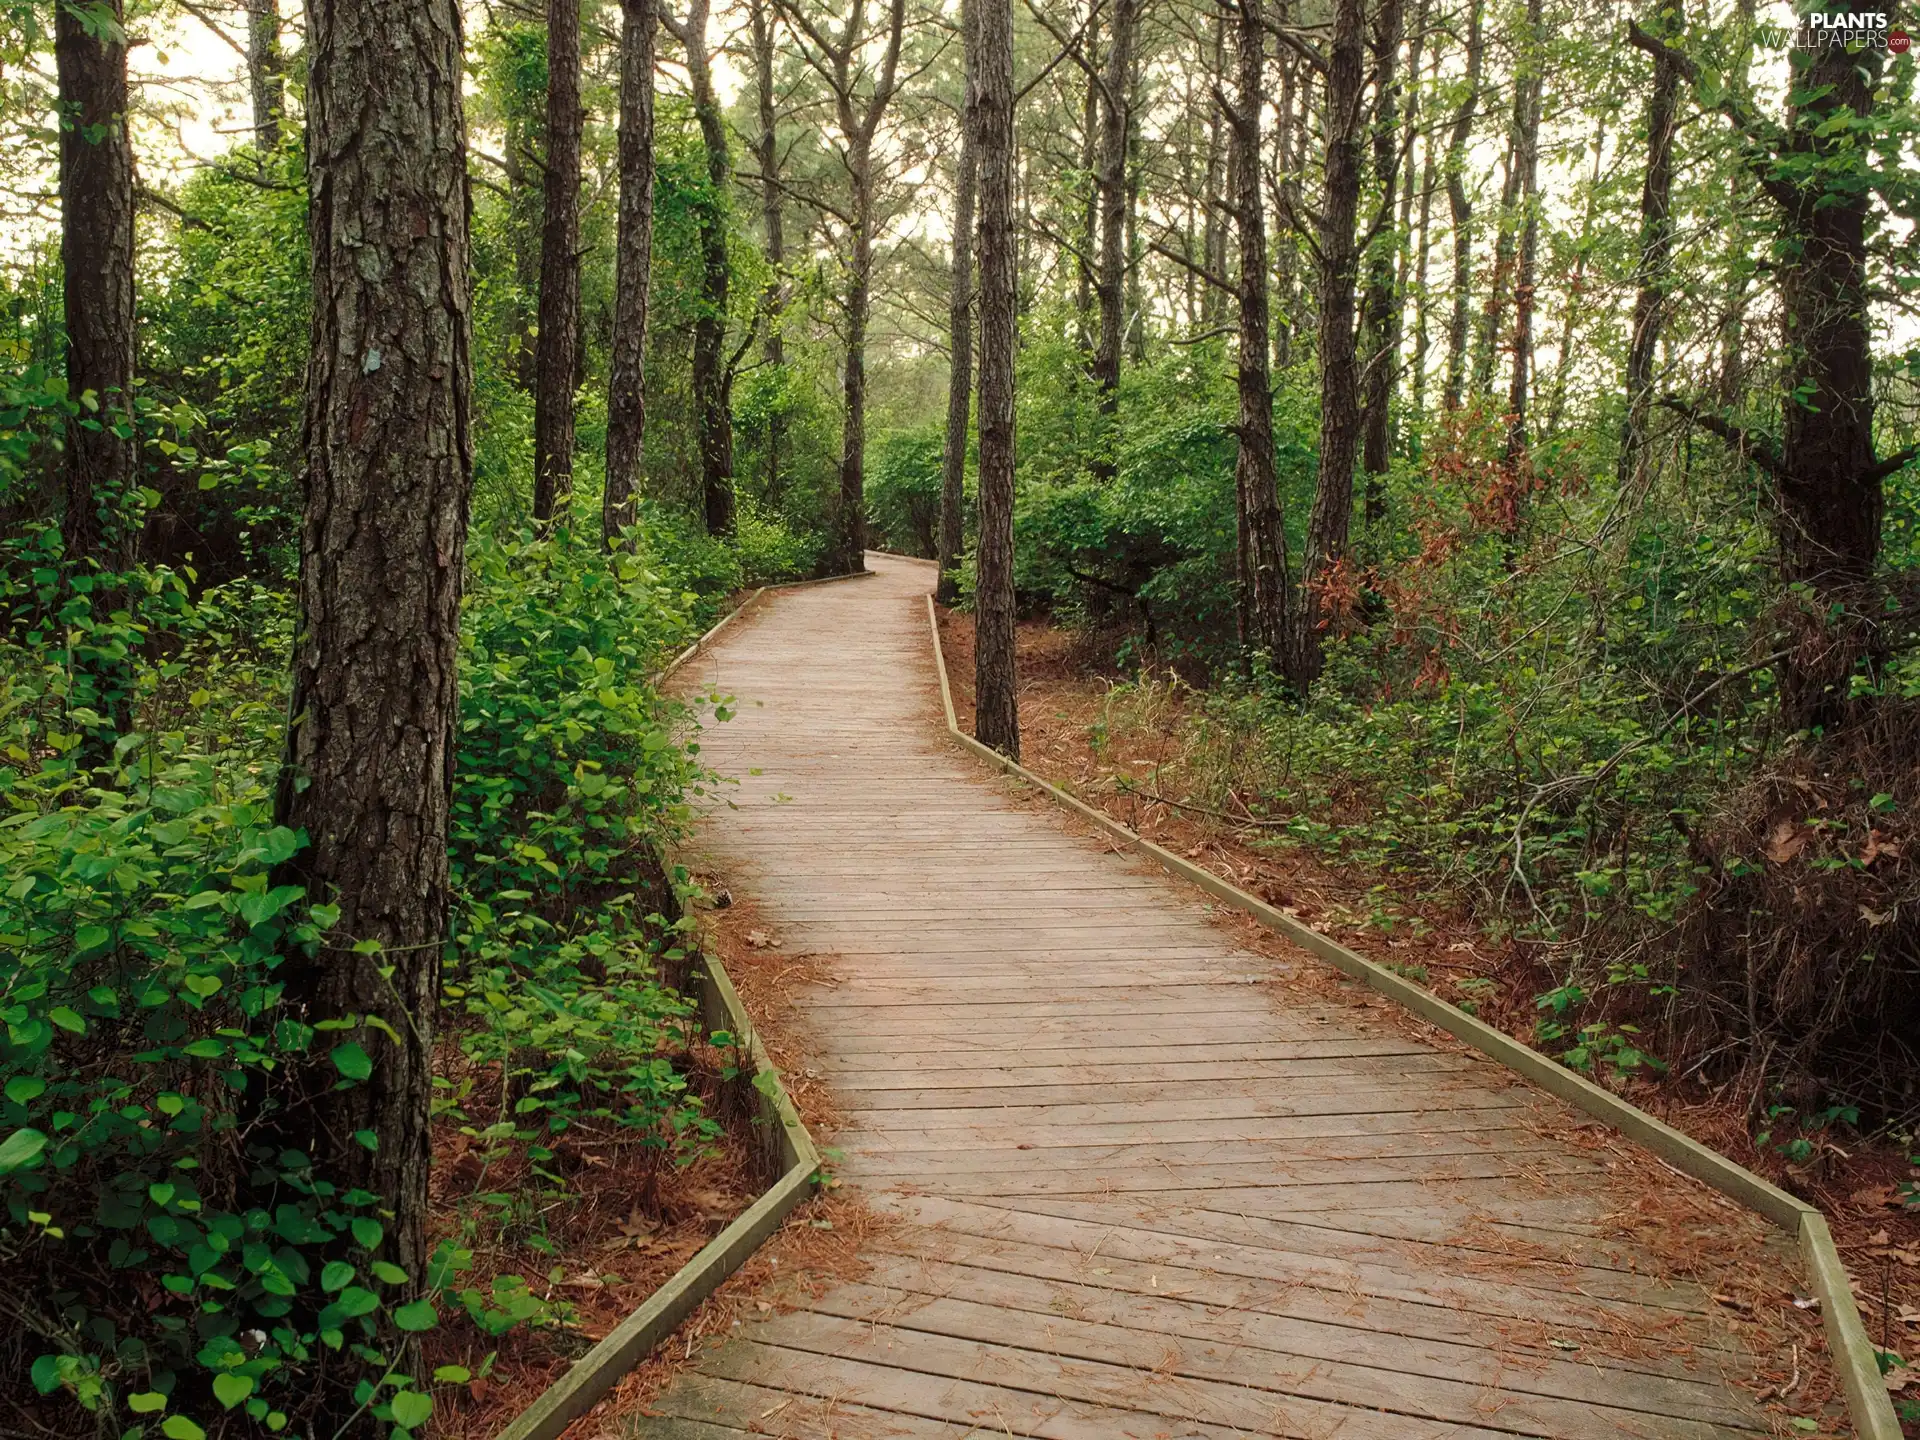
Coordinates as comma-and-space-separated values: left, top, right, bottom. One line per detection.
491, 572, 867, 1440
923, 589, 1902, 1440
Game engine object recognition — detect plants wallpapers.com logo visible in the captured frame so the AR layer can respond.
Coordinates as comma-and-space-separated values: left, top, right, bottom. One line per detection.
1752, 10, 1913, 48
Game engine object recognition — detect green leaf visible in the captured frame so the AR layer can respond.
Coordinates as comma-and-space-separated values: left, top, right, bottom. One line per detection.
0, 1127, 49, 1176
334, 1285, 379, 1318
211, 1373, 254, 1409
160, 1418, 206, 1440
431, 1366, 471, 1384
6, 1076, 45, 1105
49, 1007, 86, 1034
330, 1042, 372, 1082
321, 1260, 354, 1292
392, 1299, 438, 1332
351, 1217, 384, 1250
388, 1391, 432, 1429
126, 1392, 168, 1414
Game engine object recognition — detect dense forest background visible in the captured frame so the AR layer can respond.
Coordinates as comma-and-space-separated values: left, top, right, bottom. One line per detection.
0, 0, 1917, 1431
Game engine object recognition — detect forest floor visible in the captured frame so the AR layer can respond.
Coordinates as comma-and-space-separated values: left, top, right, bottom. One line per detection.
434, 891, 878, 1440
936, 604, 1920, 1415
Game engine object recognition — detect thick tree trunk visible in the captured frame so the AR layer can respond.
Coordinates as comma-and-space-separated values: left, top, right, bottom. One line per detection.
1231, 0, 1290, 660
1441, 0, 1484, 412
605, 0, 656, 547
1771, 23, 1883, 731
276, 0, 472, 1407
246, 0, 283, 150
750, 0, 789, 504
1617, 0, 1683, 489
1358, 0, 1405, 525
56, 0, 137, 578
681, 0, 736, 537
1090, 0, 1135, 433
939, 0, 979, 607
532, 0, 582, 527
973, 0, 1020, 758
1272, 38, 1299, 371
1286, 0, 1365, 691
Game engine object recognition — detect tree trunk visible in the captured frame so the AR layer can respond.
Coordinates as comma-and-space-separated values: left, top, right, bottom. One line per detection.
831, 138, 876, 574
750, 0, 789, 505
1358, 0, 1406, 525
532, 0, 582, 527
681, 0, 736, 537
1090, 0, 1135, 443
1441, 0, 1484, 412
56, 0, 137, 579
1409, 42, 1441, 426
1076, 51, 1100, 353
605, 0, 656, 548
1472, 128, 1520, 403
939, 0, 979, 608
1502, 0, 1543, 471
1272, 36, 1299, 371
1232, 0, 1289, 661
1616, 0, 1683, 490
974, 0, 1020, 758
275, 0, 472, 1409
1771, 20, 1883, 731
1201, 13, 1228, 330
246, 0, 283, 150
1286, 0, 1365, 692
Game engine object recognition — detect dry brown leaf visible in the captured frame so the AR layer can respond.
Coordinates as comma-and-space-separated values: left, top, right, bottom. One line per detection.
1765, 821, 1807, 864
617, 1205, 659, 1238
1867, 1229, 1892, 1246
1860, 829, 1903, 866
744, 929, 781, 949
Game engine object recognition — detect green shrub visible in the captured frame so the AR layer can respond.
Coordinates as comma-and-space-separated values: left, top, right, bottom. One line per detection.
865, 426, 947, 558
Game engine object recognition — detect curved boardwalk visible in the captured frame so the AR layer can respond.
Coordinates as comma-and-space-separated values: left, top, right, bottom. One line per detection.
644, 554, 1821, 1439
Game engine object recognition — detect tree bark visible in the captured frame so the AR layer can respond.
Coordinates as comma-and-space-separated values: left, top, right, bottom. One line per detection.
1409, 41, 1441, 425
1358, 0, 1406, 525
1201, 13, 1228, 329
1616, 0, 1683, 490
1090, 0, 1136, 451
605, 0, 657, 548
750, 0, 789, 505
275, 0, 472, 1404
1441, 0, 1484, 412
1770, 15, 1883, 729
676, 0, 737, 537
1286, 0, 1365, 691
532, 0, 582, 528
56, 0, 137, 578
939, 0, 979, 608
1472, 127, 1520, 403
1502, 0, 1543, 471
973, 0, 1020, 758
246, 0, 283, 150
1231, 0, 1290, 661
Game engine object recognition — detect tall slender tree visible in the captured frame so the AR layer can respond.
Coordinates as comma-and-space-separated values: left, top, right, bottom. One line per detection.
939, 0, 980, 606
1090, 0, 1138, 473
666, 0, 737, 536
532, 0, 583, 527
1229, 0, 1288, 659
1287, 0, 1366, 690
749, 0, 791, 504
246, 0, 283, 149
1441, 0, 1484, 412
273, 0, 473, 1405
1501, 0, 1543, 471
55, 0, 137, 579
1357, 0, 1405, 525
1616, 0, 1684, 489
973, 0, 1020, 757
605, 0, 657, 547
779, 0, 912, 575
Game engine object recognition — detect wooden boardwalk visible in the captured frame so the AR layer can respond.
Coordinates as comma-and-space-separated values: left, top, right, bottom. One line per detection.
644, 554, 1816, 1439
